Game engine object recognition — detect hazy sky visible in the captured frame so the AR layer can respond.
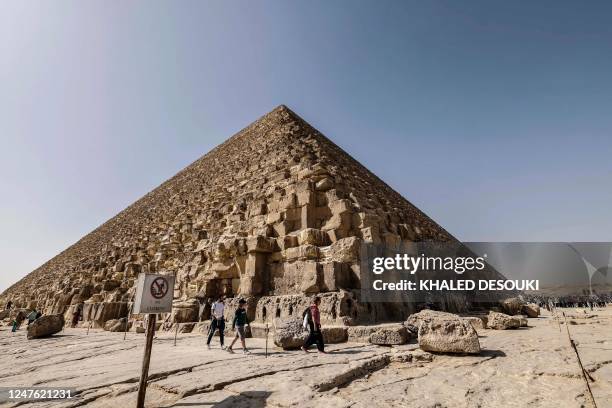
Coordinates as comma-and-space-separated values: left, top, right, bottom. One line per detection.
1, 1, 612, 292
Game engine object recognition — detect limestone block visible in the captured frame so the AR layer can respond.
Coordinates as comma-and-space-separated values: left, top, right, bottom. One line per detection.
284, 245, 319, 261
370, 325, 410, 345
297, 228, 330, 247
487, 311, 521, 330
246, 235, 275, 253
273, 319, 308, 349
522, 303, 540, 318
500, 297, 525, 316
27, 314, 64, 339
328, 237, 361, 263
315, 178, 334, 191
321, 262, 350, 291
418, 319, 480, 354
300, 262, 322, 293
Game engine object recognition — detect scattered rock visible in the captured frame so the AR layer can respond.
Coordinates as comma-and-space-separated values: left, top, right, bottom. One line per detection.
405, 309, 460, 328
27, 314, 64, 339
462, 316, 486, 330
418, 319, 480, 354
273, 319, 308, 349
500, 298, 524, 316
369, 326, 410, 345
522, 303, 540, 318
487, 311, 521, 330
104, 318, 131, 332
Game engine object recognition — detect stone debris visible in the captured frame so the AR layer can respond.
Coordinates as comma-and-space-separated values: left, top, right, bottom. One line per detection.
499, 297, 525, 315
418, 318, 481, 354
487, 311, 522, 330
273, 319, 309, 349
26, 314, 64, 339
369, 325, 410, 345
405, 309, 461, 328
522, 303, 540, 317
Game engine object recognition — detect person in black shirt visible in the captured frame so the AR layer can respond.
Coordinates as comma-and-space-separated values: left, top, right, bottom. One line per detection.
227, 299, 250, 354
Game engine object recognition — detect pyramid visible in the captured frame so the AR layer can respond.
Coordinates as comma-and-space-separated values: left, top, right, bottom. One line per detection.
1, 105, 467, 327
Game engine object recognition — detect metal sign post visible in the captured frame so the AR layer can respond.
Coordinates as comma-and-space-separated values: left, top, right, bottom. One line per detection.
133, 273, 174, 408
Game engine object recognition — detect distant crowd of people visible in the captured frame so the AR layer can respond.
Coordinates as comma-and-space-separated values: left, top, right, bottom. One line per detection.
523, 294, 611, 311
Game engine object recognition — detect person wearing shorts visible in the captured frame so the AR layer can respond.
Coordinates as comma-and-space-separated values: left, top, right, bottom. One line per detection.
228, 299, 250, 354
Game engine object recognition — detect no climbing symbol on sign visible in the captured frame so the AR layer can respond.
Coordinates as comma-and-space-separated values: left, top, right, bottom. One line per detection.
150, 277, 169, 299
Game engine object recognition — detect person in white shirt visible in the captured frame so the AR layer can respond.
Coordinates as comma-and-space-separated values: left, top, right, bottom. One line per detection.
206, 295, 226, 349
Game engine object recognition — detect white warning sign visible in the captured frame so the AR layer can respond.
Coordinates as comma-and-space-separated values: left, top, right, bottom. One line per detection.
133, 273, 175, 314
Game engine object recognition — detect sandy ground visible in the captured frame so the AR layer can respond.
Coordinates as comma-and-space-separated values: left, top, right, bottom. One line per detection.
0, 308, 611, 408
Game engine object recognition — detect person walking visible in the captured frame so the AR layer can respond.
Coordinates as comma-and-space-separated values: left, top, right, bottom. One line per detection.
227, 299, 251, 354
302, 297, 326, 354
71, 303, 83, 328
206, 295, 226, 349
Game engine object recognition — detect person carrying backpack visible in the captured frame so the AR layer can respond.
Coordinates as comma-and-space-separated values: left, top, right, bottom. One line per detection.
301, 296, 326, 353
227, 299, 251, 354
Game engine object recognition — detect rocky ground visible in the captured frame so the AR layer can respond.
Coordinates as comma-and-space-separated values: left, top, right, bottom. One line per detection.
1, 308, 611, 408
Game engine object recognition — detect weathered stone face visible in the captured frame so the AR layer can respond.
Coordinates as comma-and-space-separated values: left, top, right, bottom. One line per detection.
487, 311, 522, 330
27, 314, 65, 339
1, 105, 456, 327
418, 319, 480, 354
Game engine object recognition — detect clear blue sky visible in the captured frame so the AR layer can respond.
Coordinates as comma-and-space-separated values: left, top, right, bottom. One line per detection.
1, 1, 612, 291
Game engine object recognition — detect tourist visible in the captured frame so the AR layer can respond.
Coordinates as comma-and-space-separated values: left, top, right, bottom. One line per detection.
302, 296, 326, 354
207, 295, 226, 349
227, 298, 251, 354
72, 303, 83, 328
5, 300, 12, 310
27, 309, 38, 325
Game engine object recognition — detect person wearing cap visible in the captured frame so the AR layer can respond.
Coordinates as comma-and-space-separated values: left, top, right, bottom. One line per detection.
207, 295, 226, 349
227, 298, 251, 354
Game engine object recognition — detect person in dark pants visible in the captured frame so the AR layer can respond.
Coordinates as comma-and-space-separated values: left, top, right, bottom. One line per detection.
5, 300, 12, 310
207, 296, 226, 349
72, 303, 83, 328
227, 298, 251, 354
302, 296, 326, 353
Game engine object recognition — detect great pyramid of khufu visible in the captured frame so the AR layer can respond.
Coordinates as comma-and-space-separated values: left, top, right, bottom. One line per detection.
1, 105, 490, 328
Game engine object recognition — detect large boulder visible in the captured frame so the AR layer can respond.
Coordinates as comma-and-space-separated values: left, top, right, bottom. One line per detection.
273, 319, 308, 349
27, 314, 64, 339
369, 326, 410, 345
406, 309, 460, 328
321, 326, 348, 344
487, 311, 521, 330
418, 319, 480, 354
499, 298, 524, 316
522, 304, 540, 318
0, 310, 9, 320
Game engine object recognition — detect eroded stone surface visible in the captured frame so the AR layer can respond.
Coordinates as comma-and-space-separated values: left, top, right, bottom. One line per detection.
1, 308, 610, 407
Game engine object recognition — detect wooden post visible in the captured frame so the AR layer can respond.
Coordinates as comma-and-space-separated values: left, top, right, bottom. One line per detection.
124, 302, 133, 341
136, 314, 156, 408
174, 322, 179, 347
265, 323, 269, 358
